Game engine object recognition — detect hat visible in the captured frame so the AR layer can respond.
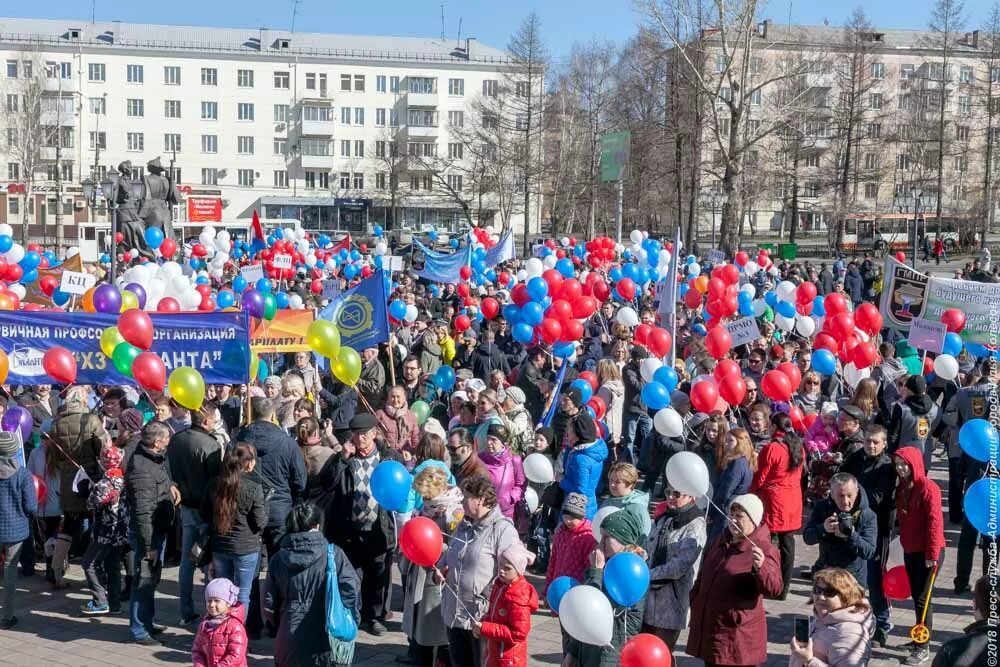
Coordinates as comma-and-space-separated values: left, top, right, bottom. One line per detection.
264, 375, 283, 389
0, 432, 18, 458
562, 492, 588, 518
571, 412, 597, 443
456, 369, 474, 381
630, 346, 650, 361
600, 508, 643, 546
534, 426, 555, 449
100, 445, 124, 471
450, 390, 469, 403
465, 378, 487, 393
840, 405, 865, 423
688, 412, 710, 430
119, 408, 144, 435
486, 422, 509, 443
562, 386, 583, 408
505, 386, 526, 405
730, 493, 764, 528
905, 375, 927, 395
463, 329, 478, 340
820, 402, 838, 417
498, 541, 536, 576
670, 390, 691, 407
349, 413, 377, 434
205, 578, 240, 606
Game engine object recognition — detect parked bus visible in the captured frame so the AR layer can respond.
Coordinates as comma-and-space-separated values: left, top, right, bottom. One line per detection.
843, 213, 961, 255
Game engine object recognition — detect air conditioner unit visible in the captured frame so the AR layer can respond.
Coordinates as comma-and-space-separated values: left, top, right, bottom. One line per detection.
218, 169, 228, 179
74, 200, 85, 210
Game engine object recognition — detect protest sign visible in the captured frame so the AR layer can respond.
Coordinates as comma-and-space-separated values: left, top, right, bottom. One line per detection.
251, 310, 315, 354
725, 317, 762, 348
240, 264, 264, 283
908, 318, 947, 354
59, 270, 97, 295
273, 254, 293, 270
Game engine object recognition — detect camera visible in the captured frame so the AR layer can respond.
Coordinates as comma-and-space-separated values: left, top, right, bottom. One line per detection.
836, 512, 855, 536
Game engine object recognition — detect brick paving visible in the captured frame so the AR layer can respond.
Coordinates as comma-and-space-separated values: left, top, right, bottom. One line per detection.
0, 454, 982, 666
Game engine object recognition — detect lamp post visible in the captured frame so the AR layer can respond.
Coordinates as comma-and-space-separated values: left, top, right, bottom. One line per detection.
710, 190, 722, 250
83, 171, 122, 284
910, 186, 922, 270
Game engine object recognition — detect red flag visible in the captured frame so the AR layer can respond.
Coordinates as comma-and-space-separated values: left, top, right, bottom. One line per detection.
333, 234, 352, 254
251, 210, 265, 243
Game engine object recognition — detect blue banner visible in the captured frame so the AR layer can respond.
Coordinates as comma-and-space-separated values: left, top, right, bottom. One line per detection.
484, 231, 516, 266
0, 310, 251, 386
317, 269, 390, 352
414, 240, 471, 284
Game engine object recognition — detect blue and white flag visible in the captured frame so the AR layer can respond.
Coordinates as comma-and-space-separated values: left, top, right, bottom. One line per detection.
414, 240, 471, 283
317, 269, 390, 352
484, 231, 516, 266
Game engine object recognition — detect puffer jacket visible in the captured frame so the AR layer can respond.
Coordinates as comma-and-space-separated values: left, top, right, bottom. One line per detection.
469, 341, 511, 380
560, 439, 609, 520
597, 380, 625, 445
0, 457, 37, 543
894, 446, 945, 561
479, 448, 526, 520
789, 603, 874, 667
50, 408, 109, 514
545, 518, 596, 588
479, 575, 539, 667
644, 502, 707, 632
710, 457, 753, 540
750, 438, 804, 532
600, 489, 652, 540
235, 420, 306, 529
126, 445, 175, 550
192, 603, 249, 667
441, 506, 518, 630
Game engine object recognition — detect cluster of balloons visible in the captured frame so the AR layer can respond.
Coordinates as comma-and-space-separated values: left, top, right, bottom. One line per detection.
306, 320, 360, 387
960, 419, 1000, 536
0, 224, 65, 287
502, 260, 601, 350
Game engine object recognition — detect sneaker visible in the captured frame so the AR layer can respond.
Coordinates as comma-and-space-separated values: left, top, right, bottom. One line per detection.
872, 627, 889, 647
149, 624, 167, 635
80, 602, 110, 616
903, 645, 930, 665
131, 636, 160, 647
362, 620, 387, 636
0, 617, 17, 630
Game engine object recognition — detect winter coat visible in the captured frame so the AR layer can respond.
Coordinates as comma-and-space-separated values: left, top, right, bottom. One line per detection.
600, 489, 652, 540
452, 453, 490, 487
789, 603, 874, 667
710, 457, 753, 540
894, 447, 945, 561
416, 332, 444, 374
265, 530, 360, 667
323, 445, 404, 550
566, 565, 645, 667
479, 575, 539, 667
597, 380, 625, 445
644, 502, 707, 631
623, 362, 646, 414
504, 405, 534, 457
192, 603, 249, 667
750, 439, 804, 533
0, 457, 37, 543
840, 448, 897, 538
356, 359, 387, 410
126, 445, 175, 550
50, 408, 109, 515
87, 469, 129, 548
166, 425, 223, 509
479, 448, 527, 521
26, 445, 60, 517
235, 420, 307, 529
686, 524, 784, 666
202, 473, 267, 556
931, 619, 995, 667
375, 407, 421, 454
470, 341, 511, 380
802, 492, 878, 584
545, 518, 596, 589
299, 444, 338, 510
441, 506, 518, 630
560, 439, 609, 520
888, 394, 939, 466
844, 269, 863, 303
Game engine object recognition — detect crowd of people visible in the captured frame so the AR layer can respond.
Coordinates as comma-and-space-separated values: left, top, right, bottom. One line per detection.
0, 238, 996, 667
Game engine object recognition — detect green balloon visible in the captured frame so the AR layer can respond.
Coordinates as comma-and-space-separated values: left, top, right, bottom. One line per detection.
411, 400, 430, 425
902, 355, 923, 375
112, 341, 141, 377
263, 293, 278, 321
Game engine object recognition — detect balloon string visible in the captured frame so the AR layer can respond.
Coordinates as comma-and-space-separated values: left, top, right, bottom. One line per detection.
705, 496, 760, 549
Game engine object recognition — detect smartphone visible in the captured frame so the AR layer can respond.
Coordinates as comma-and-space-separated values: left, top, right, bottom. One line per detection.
794, 618, 810, 643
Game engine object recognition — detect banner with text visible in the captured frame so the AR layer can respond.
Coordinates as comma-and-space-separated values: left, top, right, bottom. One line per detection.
251, 310, 315, 354
0, 311, 251, 386
187, 197, 223, 222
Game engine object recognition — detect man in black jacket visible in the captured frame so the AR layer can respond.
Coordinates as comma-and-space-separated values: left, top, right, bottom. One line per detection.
323, 413, 403, 636
623, 346, 651, 465
126, 422, 177, 645
468, 327, 511, 380
802, 473, 877, 585
166, 403, 224, 624
931, 576, 998, 666
514, 347, 549, 424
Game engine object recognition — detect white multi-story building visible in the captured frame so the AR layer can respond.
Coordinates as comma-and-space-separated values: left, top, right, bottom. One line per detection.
0, 17, 540, 258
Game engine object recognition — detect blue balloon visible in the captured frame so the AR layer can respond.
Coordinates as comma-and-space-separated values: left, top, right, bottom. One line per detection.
526, 277, 548, 302
812, 295, 826, 317
256, 278, 272, 293
275, 291, 290, 309
428, 230, 439, 242
570, 379, 593, 404
502, 304, 521, 323
641, 381, 671, 410
233, 276, 248, 293
52, 289, 70, 306
764, 291, 778, 307
195, 275, 210, 285
258, 360, 269, 382
99, 253, 110, 264
943, 332, 964, 357
812, 348, 837, 376
622, 263, 639, 282
603, 552, 650, 607
966, 342, 989, 358
217, 290, 235, 309
540, 246, 553, 257
344, 264, 359, 279
521, 301, 545, 326
370, 460, 411, 512
389, 300, 407, 320
19, 251, 40, 271
653, 366, 679, 394
20, 269, 37, 283
964, 477, 1000, 536
775, 300, 796, 318
512, 322, 534, 344
584, 405, 596, 419
545, 576, 579, 613
450, 239, 460, 249
338, 249, 349, 261
0, 236, 12, 254
553, 342, 576, 359
556, 258, 575, 278
144, 227, 164, 249
435, 365, 456, 391
350, 249, 361, 262
609, 267, 623, 282
692, 323, 707, 336
959, 419, 1000, 465
373, 224, 384, 238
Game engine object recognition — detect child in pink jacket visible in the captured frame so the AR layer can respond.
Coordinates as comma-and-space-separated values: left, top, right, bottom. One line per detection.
192, 578, 248, 667
805, 403, 842, 502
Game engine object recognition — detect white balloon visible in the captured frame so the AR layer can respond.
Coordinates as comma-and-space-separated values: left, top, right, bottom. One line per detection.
591, 506, 621, 542
740, 283, 756, 298
523, 453, 554, 484
616, 307, 639, 327
8, 284, 25, 299
516, 269, 528, 282
560, 237, 570, 247
687, 263, 701, 276
289, 294, 304, 310
653, 407, 683, 438
183, 288, 202, 310
629, 229, 643, 244
769, 266, 781, 277
160, 261, 182, 279
842, 362, 871, 389
934, 354, 959, 381
282, 227, 296, 241
294, 226, 306, 240
752, 300, 767, 317
795, 316, 816, 337
665, 451, 710, 497
4, 244, 24, 264
744, 260, 759, 275
774, 313, 794, 332
543, 255, 558, 269
171, 275, 190, 295
640, 357, 663, 383
296, 239, 310, 254
216, 230, 231, 244
524, 487, 539, 514
776, 281, 797, 301
375, 242, 388, 256
215, 239, 232, 253
404, 304, 418, 323
65, 246, 80, 258
0, 224, 12, 237
525, 258, 544, 278
201, 226, 217, 240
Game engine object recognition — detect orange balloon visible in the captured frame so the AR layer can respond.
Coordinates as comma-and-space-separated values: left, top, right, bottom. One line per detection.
694, 275, 710, 294
0, 293, 14, 311
0, 350, 8, 384
82, 287, 96, 313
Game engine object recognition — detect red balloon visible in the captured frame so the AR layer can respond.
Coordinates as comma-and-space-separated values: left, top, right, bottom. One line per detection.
621, 633, 673, 667
854, 303, 883, 336
684, 287, 703, 309
42, 346, 77, 384
827, 312, 856, 340
560, 318, 584, 342
157, 297, 180, 313
884, 565, 911, 600
721, 264, 741, 285
824, 293, 848, 316
400, 516, 444, 567
634, 323, 653, 346
39, 275, 59, 297
690, 380, 720, 413
734, 251, 749, 266
941, 308, 966, 334
549, 299, 573, 321
198, 295, 216, 311
511, 284, 530, 307
132, 351, 166, 391
796, 281, 817, 304
32, 474, 47, 505
542, 269, 564, 295
714, 359, 742, 382
616, 277, 637, 301
559, 279, 582, 302
159, 238, 178, 258
310, 279, 323, 295
459, 265, 472, 280
118, 308, 154, 350
789, 405, 807, 432
539, 318, 562, 344
114, 232, 124, 244
453, 315, 471, 332
802, 413, 818, 430
719, 375, 747, 406
586, 396, 607, 420
762, 369, 793, 402
481, 297, 499, 320
894, 251, 906, 263
456, 283, 470, 298
777, 361, 802, 392
646, 328, 672, 358
705, 326, 733, 359
852, 341, 878, 369
572, 296, 598, 319
814, 332, 839, 354
592, 279, 611, 302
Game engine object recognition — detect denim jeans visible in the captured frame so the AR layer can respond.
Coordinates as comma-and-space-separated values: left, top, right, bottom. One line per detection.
179, 507, 208, 620
213, 551, 260, 608
1, 541, 23, 620
129, 534, 165, 640
82, 541, 123, 609
624, 412, 652, 467
866, 536, 891, 631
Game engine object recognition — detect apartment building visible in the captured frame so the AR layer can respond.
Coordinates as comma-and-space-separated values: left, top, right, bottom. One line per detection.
0, 17, 540, 256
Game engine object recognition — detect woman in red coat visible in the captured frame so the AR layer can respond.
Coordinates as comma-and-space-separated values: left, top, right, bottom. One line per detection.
749, 413, 805, 600
473, 541, 540, 667
687, 494, 783, 667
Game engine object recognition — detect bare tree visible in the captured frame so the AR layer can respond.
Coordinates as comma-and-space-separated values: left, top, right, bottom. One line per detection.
371, 128, 409, 230
975, 4, 1000, 242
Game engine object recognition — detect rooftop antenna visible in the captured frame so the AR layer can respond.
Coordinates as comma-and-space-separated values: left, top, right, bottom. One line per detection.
91, 0, 96, 23
440, 3, 446, 41
456, 17, 463, 46
290, 0, 302, 34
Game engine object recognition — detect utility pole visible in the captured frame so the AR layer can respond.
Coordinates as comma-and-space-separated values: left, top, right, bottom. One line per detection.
54, 68, 64, 251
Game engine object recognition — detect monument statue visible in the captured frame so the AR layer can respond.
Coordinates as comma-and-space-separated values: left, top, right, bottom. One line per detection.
113, 160, 152, 259
138, 157, 181, 241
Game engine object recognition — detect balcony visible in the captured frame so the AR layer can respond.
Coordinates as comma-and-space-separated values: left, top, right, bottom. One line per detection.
39, 147, 59, 161
300, 119, 336, 136
300, 153, 332, 169
404, 124, 439, 139
406, 91, 439, 107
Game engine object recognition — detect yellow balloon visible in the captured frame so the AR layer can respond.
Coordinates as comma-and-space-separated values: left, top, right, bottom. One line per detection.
332, 347, 362, 386
121, 290, 139, 312
306, 320, 342, 359
100, 326, 125, 358
82, 287, 97, 313
0, 349, 8, 384
249, 350, 260, 382
168, 367, 205, 411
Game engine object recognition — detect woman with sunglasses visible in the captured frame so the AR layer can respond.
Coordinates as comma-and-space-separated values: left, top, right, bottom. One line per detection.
794, 371, 826, 414
790, 568, 874, 667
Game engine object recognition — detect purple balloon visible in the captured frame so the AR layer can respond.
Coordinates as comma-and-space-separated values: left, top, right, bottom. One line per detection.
242, 288, 265, 319
93, 284, 122, 314
1, 405, 32, 444
124, 283, 147, 310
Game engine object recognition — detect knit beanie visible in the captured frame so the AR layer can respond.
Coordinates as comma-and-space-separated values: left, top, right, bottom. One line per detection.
729, 493, 764, 528
600, 508, 643, 546
99, 445, 124, 471
205, 578, 240, 606
498, 541, 536, 576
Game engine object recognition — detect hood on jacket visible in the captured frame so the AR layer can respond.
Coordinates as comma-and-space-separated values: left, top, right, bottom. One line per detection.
904, 394, 935, 416
500, 575, 540, 611
614, 489, 650, 512
814, 600, 873, 630
880, 357, 908, 381
573, 438, 609, 462
894, 446, 927, 484
0, 457, 18, 480
277, 530, 328, 576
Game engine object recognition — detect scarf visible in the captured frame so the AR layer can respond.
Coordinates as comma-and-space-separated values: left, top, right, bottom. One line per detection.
382, 404, 414, 448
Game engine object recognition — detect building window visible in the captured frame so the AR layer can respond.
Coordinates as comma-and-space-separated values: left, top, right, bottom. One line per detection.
408, 110, 437, 127
164, 66, 181, 85
164, 133, 181, 152
237, 103, 255, 121
375, 141, 386, 158
237, 169, 254, 186
390, 76, 400, 93
715, 54, 726, 73
127, 98, 144, 117
408, 77, 436, 94
447, 174, 463, 190
449, 78, 465, 96
516, 113, 529, 130
482, 80, 497, 97
804, 153, 820, 168
237, 69, 254, 87
201, 68, 217, 86
274, 71, 290, 89
864, 182, 878, 199
237, 136, 254, 155
5, 60, 16, 78
750, 57, 762, 74
274, 104, 289, 122
274, 138, 287, 155
867, 122, 881, 139
719, 87, 731, 102
992, 67, 1000, 83
959, 96, 972, 114
341, 74, 352, 91
354, 140, 364, 157
201, 168, 219, 185
896, 154, 911, 170
126, 132, 144, 151
900, 64, 914, 80
89, 131, 107, 149
957, 125, 970, 141
407, 142, 437, 157
340, 140, 351, 157
300, 138, 330, 156
390, 109, 399, 127
516, 81, 530, 98
304, 171, 326, 189
353, 172, 364, 189
201, 135, 218, 153
126, 64, 143, 83
354, 75, 365, 92
201, 101, 218, 120
353, 107, 364, 125
864, 153, 877, 169
337, 172, 349, 189
89, 97, 106, 115
376, 75, 386, 92
871, 62, 885, 79
869, 93, 882, 110
303, 106, 331, 121
164, 100, 181, 118
953, 183, 967, 200
88, 62, 105, 82
449, 110, 464, 128
8, 164, 20, 180
8, 197, 19, 215
5, 95, 16, 113
748, 89, 762, 105
44, 61, 71, 79
960, 65, 973, 83
375, 108, 386, 126
274, 170, 288, 188
955, 155, 968, 171
376, 172, 386, 189
448, 143, 463, 159
341, 107, 351, 125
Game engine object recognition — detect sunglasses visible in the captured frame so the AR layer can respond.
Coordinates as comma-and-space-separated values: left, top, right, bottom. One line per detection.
813, 585, 839, 598
665, 490, 684, 499
749, 358, 764, 364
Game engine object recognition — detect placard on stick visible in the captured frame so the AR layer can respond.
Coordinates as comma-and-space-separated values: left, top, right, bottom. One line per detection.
908, 318, 947, 354
59, 270, 96, 295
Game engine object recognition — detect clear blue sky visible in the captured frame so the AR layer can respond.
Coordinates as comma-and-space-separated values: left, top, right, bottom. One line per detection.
2, 0, 998, 60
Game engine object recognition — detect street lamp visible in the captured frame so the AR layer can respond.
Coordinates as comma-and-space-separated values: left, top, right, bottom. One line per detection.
710, 190, 723, 250
83, 171, 121, 283
910, 186, 922, 270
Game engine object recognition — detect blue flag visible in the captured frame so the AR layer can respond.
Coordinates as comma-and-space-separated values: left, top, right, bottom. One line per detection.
484, 231, 516, 266
317, 269, 389, 352
539, 362, 569, 428
414, 239, 471, 284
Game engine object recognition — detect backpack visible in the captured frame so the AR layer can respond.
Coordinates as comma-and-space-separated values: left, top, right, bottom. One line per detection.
325, 544, 357, 642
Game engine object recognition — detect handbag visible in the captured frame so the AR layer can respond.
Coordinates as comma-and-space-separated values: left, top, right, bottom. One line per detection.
325, 544, 358, 642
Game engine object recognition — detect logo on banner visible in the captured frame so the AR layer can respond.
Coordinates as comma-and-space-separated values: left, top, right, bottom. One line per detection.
10, 345, 45, 377
886, 271, 928, 324
336, 297, 374, 338
972, 396, 987, 417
